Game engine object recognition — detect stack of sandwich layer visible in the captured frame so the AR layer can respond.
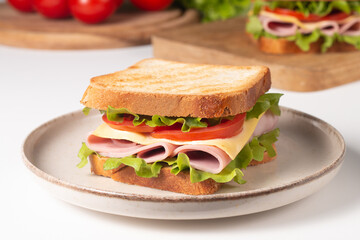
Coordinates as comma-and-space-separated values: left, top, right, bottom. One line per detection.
247, 0, 360, 54
78, 58, 282, 195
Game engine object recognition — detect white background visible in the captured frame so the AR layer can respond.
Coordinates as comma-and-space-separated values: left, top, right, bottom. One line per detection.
0, 2, 359, 238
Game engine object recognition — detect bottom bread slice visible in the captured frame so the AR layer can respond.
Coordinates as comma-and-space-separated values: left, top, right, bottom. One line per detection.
89, 154, 222, 195
88, 148, 276, 195
112, 166, 222, 195
249, 34, 356, 54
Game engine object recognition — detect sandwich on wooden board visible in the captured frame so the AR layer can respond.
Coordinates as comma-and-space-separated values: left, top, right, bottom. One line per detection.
246, 0, 360, 54
77, 58, 283, 195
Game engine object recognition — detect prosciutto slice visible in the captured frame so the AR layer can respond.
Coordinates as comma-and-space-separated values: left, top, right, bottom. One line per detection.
86, 134, 177, 162
259, 15, 297, 37
340, 18, 360, 36
172, 145, 232, 174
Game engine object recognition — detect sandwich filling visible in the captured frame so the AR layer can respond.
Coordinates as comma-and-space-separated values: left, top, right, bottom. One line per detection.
78, 93, 282, 184
247, 0, 360, 52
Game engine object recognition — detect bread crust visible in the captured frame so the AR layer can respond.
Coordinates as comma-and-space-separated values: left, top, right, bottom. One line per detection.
252, 35, 356, 54
89, 154, 125, 177
88, 147, 277, 195
112, 167, 222, 195
80, 58, 271, 118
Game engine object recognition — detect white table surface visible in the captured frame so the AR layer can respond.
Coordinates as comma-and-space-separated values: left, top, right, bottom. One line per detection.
1, 44, 359, 240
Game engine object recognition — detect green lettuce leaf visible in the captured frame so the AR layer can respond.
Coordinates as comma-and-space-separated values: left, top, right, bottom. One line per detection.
106, 106, 145, 125
293, 30, 321, 52
207, 116, 235, 126
321, 34, 337, 53
252, 0, 264, 15
177, 0, 251, 22
171, 153, 246, 184
338, 35, 360, 50
81, 107, 105, 115
332, 1, 351, 14
232, 128, 279, 169
77, 143, 95, 168
82, 107, 91, 116
103, 156, 165, 178
146, 115, 208, 132
321, 34, 360, 52
255, 1, 360, 16
349, 1, 360, 13
246, 93, 283, 120
106, 107, 208, 132
258, 128, 280, 157
246, 15, 264, 40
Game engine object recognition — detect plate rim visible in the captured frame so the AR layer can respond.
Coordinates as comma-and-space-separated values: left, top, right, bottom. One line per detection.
22, 106, 345, 203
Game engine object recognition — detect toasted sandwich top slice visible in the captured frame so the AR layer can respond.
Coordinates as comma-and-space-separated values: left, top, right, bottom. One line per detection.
81, 58, 271, 118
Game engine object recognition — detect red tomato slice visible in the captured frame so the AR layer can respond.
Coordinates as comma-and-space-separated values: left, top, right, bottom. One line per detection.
151, 113, 246, 141
102, 114, 155, 133
321, 12, 350, 21
264, 7, 350, 22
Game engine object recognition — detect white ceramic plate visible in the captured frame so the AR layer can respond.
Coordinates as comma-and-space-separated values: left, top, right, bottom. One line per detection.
22, 107, 345, 220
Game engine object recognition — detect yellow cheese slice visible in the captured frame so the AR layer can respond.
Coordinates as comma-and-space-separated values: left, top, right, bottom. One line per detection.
92, 116, 263, 160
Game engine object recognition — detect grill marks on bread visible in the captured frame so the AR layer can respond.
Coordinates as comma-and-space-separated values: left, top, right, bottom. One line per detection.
81, 58, 271, 118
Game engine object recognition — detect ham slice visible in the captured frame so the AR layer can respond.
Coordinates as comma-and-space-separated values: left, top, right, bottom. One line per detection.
172, 145, 232, 174
252, 111, 279, 138
340, 18, 360, 36
259, 15, 297, 37
86, 134, 177, 162
86, 111, 278, 174
318, 21, 340, 36
299, 21, 339, 36
86, 134, 232, 174
259, 11, 360, 37
136, 143, 178, 163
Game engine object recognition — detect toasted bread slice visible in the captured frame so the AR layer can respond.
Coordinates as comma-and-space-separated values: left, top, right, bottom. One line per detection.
112, 167, 222, 195
88, 148, 277, 195
81, 58, 271, 118
252, 35, 356, 54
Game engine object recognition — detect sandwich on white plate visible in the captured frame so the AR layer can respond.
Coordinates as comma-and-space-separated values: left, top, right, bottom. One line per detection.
77, 58, 283, 195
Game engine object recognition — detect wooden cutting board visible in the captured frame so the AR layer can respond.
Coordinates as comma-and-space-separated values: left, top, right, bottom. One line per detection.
152, 17, 360, 92
0, 3, 199, 50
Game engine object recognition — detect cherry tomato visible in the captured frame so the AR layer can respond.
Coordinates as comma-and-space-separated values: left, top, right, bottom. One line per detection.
69, 0, 117, 24
7, 0, 34, 12
33, 0, 71, 19
114, 0, 123, 7
151, 113, 246, 141
130, 0, 173, 11
265, 7, 350, 22
102, 114, 155, 133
